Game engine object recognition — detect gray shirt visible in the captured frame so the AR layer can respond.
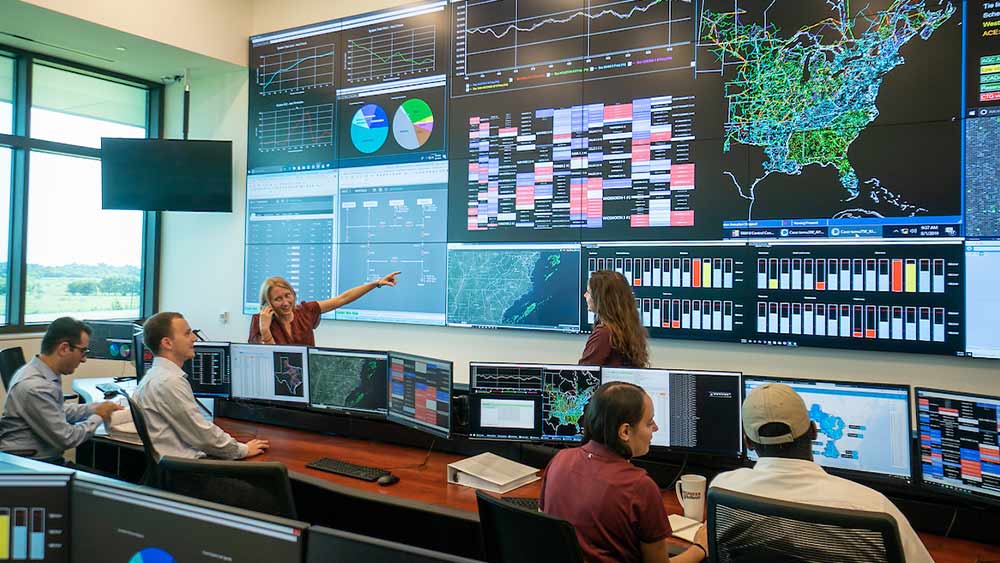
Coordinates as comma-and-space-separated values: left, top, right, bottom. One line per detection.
0, 356, 102, 460
132, 356, 247, 460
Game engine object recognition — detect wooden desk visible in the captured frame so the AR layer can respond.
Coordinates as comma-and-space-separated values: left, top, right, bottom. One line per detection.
215, 418, 1000, 563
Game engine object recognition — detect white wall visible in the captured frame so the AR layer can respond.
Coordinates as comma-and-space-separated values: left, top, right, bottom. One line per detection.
21, 0, 251, 67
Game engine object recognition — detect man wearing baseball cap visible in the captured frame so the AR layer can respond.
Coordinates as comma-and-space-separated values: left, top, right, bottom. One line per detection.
711, 383, 933, 562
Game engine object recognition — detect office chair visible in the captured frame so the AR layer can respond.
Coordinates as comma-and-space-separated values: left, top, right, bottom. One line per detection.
707, 488, 904, 563
124, 395, 161, 488
0, 346, 77, 400
159, 456, 298, 519
475, 490, 585, 563
0, 346, 25, 391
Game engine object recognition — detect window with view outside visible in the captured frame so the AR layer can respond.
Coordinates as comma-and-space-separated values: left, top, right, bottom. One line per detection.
0, 56, 12, 135
24, 63, 147, 324
26, 152, 143, 323
0, 148, 9, 324
30, 63, 146, 148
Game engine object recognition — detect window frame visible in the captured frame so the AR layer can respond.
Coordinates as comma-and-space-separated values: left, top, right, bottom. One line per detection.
0, 45, 163, 332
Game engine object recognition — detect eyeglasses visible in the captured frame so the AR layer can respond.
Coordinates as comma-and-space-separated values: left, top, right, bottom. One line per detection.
66, 343, 90, 356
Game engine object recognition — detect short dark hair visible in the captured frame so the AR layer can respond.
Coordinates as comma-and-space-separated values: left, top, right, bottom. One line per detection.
40, 317, 92, 355
582, 381, 647, 459
747, 421, 815, 459
143, 312, 184, 355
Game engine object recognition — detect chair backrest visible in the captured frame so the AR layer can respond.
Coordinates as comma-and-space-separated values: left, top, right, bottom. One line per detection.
707, 488, 905, 563
0, 347, 26, 391
159, 455, 298, 519
124, 395, 161, 487
475, 490, 584, 563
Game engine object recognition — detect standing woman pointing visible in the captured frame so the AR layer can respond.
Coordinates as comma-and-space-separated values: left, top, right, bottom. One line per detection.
249, 272, 400, 346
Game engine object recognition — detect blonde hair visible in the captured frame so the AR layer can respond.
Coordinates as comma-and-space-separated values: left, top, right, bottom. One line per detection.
259, 276, 296, 307
588, 270, 649, 368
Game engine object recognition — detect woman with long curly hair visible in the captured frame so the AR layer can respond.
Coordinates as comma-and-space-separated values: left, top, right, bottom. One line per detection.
579, 270, 649, 367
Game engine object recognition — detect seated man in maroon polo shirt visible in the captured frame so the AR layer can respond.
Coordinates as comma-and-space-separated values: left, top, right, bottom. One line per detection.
540, 382, 709, 563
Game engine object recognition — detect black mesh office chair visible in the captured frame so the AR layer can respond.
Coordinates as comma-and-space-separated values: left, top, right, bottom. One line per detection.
707, 488, 904, 563
159, 456, 298, 519
475, 490, 584, 563
124, 395, 161, 487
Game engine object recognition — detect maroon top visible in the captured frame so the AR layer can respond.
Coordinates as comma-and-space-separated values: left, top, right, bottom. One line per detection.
579, 324, 634, 367
248, 301, 322, 347
540, 441, 672, 563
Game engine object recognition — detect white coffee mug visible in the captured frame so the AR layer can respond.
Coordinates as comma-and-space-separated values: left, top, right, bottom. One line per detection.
675, 474, 707, 521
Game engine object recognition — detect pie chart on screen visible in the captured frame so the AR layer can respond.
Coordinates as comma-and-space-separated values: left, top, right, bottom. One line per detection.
128, 548, 175, 563
392, 98, 434, 150
350, 103, 389, 154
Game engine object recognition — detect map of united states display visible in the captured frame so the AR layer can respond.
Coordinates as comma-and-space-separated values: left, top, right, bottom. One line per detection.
701, 0, 960, 223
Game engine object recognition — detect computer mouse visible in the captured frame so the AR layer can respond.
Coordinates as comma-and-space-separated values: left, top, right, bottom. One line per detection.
376, 474, 399, 487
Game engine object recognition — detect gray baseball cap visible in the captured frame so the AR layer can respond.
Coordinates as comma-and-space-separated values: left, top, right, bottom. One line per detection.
742, 383, 812, 445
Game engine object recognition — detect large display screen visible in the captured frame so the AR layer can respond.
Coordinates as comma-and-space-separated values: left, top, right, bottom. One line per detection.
245, 0, 999, 359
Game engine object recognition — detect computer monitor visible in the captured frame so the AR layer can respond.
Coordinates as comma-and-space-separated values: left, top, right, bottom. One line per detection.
0, 452, 73, 561
387, 351, 452, 438
133, 331, 154, 379
230, 343, 309, 405
307, 526, 481, 563
602, 367, 743, 456
308, 347, 389, 415
85, 320, 139, 361
743, 376, 913, 483
468, 362, 602, 444
72, 472, 306, 561
916, 387, 1000, 505
182, 342, 232, 398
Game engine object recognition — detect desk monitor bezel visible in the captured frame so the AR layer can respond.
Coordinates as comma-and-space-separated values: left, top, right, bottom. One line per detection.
915, 386, 1000, 507
306, 346, 390, 418
742, 375, 915, 486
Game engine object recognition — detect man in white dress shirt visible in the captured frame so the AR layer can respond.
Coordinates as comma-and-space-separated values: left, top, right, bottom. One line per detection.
132, 312, 268, 460
711, 383, 933, 563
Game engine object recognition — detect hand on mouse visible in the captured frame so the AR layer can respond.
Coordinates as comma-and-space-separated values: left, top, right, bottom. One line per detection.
244, 439, 270, 458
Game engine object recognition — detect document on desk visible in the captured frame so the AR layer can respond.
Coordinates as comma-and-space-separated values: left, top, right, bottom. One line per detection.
447, 452, 540, 494
105, 409, 142, 446
668, 514, 704, 543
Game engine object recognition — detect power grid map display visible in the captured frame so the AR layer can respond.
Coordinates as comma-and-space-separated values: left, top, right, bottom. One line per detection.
469, 363, 601, 442
308, 349, 389, 414
745, 378, 913, 481
447, 243, 580, 331
543, 366, 601, 441
245, 0, 1000, 360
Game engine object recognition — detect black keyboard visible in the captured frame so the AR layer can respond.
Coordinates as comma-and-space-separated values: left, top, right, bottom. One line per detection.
306, 457, 390, 482
501, 497, 539, 511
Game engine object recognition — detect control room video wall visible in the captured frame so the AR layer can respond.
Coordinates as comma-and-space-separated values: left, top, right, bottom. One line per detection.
244, 0, 1000, 359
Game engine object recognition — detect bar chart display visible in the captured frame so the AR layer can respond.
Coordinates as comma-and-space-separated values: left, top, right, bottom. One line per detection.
582, 243, 748, 342
748, 244, 964, 354
0, 474, 70, 562
918, 389, 1000, 502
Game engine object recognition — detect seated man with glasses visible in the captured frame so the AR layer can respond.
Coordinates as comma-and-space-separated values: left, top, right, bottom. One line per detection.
0, 317, 121, 463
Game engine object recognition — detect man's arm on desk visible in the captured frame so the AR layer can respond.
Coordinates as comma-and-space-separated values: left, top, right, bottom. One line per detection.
158, 377, 267, 459
642, 525, 708, 563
